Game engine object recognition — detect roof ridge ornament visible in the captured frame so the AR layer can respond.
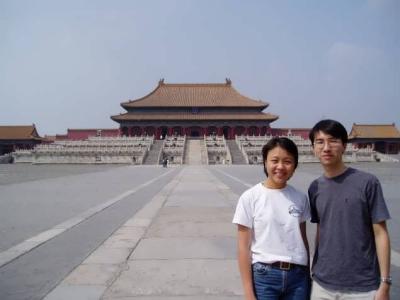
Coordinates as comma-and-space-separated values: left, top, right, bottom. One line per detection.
158, 78, 165, 85
225, 78, 232, 85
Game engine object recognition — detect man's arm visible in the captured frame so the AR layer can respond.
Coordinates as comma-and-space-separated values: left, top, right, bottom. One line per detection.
315, 224, 320, 250
237, 224, 256, 300
300, 222, 310, 267
373, 221, 391, 300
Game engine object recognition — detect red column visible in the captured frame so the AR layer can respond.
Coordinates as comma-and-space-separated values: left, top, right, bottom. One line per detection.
156, 128, 161, 139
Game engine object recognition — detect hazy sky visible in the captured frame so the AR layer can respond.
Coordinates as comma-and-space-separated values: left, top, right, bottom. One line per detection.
1, 0, 399, 135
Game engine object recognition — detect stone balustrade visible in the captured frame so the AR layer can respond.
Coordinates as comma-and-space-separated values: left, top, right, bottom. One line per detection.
204, 135, 231, 164
12, 136, 155, 164
160, 135, 186, 164
234, 135, 378, 164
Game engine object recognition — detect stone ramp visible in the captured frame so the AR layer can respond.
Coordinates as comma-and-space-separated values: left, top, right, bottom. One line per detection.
184, 139, 203, 165
143, 140, 163, 164
226, 140, 246, 164
45, 166, 243, 300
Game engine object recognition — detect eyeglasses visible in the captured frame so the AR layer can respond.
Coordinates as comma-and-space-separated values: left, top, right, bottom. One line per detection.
314, 139, 342, 149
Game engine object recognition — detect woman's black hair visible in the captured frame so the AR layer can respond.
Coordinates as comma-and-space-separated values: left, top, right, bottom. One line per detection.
262, 137, 299, 177
309, 119, 348, 146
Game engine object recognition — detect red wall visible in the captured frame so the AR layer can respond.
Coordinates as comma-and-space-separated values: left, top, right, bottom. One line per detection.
270, 128, 310, 140
66, 129, 120, 140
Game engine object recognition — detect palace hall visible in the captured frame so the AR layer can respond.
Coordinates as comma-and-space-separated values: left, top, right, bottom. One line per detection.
111, 79, 278, 139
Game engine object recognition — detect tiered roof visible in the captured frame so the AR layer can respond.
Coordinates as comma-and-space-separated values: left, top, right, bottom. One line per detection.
0, 125, 41, 140
112, 112, 277, 121
349, 124, 400, 139
112, 79, 278, 122
122, 79, 268, 108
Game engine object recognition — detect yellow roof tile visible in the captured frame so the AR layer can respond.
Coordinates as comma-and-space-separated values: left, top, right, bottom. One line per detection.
349, 124, 400, 139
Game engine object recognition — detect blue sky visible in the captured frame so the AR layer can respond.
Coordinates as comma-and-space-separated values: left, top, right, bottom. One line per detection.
0, 0, 399, 135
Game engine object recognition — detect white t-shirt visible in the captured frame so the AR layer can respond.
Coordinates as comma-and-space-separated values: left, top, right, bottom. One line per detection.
232, 182, 310, 265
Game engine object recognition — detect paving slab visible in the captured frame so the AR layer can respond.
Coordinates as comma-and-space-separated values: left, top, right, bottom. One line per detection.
44, 284, 107, 300
101, 167, 243, 299
84, 247, 132, 264
165, 194, 230, 207
151, 206, 234, 223
101, 226, 145, 247
131, 237, 236, 260
103, 259, 242, 299
146, 206, 236, 238
44, 166, 243, 299
145, 221, 235, 238
63, 263, 120, 285
42, 169, 184, 300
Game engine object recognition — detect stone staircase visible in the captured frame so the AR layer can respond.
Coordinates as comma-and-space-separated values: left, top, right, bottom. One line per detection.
199, 139, 208, 164
226, 140, 247, 164
143, 140, 163, 164
184, 139, 203, 165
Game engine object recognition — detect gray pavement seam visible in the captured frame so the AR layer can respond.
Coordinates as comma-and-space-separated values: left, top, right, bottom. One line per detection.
0, 168, 176, 269
43, 168, 184, 300
102, 166, 243, 298
213, 168, 252, 188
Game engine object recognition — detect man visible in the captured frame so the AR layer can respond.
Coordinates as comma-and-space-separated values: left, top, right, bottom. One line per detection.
308, 119, 391, 300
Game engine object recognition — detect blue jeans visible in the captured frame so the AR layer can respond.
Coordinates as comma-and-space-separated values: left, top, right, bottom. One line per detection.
252, 262, 311, 300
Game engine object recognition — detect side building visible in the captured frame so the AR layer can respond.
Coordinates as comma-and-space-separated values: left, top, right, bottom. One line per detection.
0, 125, 43, 155
349, 123, 400, 154
111, 79, 278, 139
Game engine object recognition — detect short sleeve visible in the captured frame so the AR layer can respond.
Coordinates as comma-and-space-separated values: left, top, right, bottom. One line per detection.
300, 195, 311, 223
232, 191, 253, 228
365, 176, 391, 223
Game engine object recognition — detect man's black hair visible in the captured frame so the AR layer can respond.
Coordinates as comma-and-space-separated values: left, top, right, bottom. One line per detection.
262, 137, 298, 177
309, 119, 348, 146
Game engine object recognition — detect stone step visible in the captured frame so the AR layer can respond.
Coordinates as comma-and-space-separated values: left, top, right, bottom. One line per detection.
143, 140, 163, 164
184, 139, 203, 165
225, 140, 247, 164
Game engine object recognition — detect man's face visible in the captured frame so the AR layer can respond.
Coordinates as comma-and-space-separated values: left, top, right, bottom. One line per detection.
313, 131, 345, 167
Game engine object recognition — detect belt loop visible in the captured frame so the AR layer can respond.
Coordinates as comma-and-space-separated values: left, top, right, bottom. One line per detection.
279, 262, 290, 270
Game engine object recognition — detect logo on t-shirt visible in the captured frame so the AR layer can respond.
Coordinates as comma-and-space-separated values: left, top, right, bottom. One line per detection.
288, 205, 302, 217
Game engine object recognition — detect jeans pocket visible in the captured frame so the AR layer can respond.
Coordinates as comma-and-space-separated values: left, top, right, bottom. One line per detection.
252, 262, 270, 275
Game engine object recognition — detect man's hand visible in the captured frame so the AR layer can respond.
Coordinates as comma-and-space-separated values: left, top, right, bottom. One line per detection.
375, 283, 390, 300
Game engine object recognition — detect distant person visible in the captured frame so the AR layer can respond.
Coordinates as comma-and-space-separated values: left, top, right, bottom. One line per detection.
233, 137, 311, 300
162, 157, 168, 168
308, 119, 391, 300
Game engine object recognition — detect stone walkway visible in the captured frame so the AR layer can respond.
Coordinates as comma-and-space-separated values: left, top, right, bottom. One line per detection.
45, 166, 243, 299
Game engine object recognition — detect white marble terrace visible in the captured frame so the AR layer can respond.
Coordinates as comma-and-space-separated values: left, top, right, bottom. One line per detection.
12, 136, 155, 164
204, 135, 232, 164
235, 135, 378, 164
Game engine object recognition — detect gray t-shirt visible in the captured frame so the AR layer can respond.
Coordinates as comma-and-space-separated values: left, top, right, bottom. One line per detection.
308, 167, 390, 292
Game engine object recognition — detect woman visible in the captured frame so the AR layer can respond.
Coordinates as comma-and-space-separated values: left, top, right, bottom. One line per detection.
232, 137, 310, 300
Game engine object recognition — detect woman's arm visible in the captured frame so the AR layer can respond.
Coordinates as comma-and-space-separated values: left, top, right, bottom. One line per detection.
300, 221, 310, 267
237, 224, 257, 300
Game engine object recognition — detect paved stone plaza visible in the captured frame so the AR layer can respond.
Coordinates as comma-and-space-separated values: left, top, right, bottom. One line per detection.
0, 163, 398, 299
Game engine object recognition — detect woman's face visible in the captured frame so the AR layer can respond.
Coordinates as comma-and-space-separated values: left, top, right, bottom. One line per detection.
264, 146, 296, 189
